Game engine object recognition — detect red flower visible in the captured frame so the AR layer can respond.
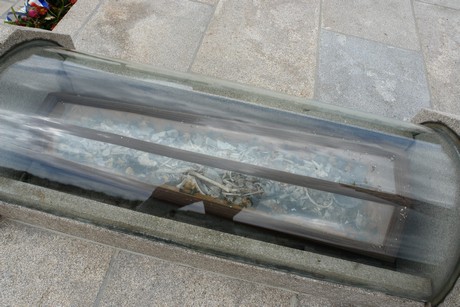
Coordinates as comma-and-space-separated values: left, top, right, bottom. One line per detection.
38, 7, 47, 15
70, 0, 77, 4
28, 9, 39, 18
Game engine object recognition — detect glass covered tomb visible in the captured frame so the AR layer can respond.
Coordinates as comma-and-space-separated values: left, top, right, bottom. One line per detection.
0, 41, 459, 304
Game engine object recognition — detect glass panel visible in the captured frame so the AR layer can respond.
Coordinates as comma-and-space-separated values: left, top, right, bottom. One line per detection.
0, 41, 459, 303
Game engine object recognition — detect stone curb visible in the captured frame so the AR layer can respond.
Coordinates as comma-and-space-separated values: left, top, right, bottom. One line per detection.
0, 201, 422, 306
0, 24, 74, 57
412, 108, 460, 136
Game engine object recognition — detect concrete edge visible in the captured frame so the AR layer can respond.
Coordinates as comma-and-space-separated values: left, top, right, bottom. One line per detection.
412, 108, 460, 306
0, 201, 422, 306
0, 24, 74, 58
0, 177, 430, 300
412, 108, 460, 136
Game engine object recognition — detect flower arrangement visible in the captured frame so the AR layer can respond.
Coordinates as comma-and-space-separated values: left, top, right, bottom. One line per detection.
4, 0, 77, 30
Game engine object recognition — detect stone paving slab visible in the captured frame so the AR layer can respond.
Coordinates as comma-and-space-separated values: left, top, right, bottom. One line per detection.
0, 202, 427, 306
195, 0, 218, 5
2, 216, 418, 306
0, 0, 18, 17
191, 0, 320, 98
74, 0, 213, 71
96, 251, 301, 306
52, 0, 102, 37
417, 0, 460, 10
0, 220, 113, 306
315, 30, 431, 120
321, 0, 419, 50
414, 2, 460, 115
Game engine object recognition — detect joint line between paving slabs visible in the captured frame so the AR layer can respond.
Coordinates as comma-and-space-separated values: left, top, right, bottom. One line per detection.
93, 249, 120, 307
414, 0, 460, 11
187, 0, 220, 73
187, 0, 215, 7
2, 0, 21, 15
410, 0, 434, 109
313, 0, 323, 99
321, 28, 421, 53
73, 0, 108, 40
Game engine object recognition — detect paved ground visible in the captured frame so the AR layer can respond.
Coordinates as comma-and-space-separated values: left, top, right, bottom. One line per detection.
0, 213, 435, 307
4, 0, 458, 118
0, 218, 307, 306
52, 0, 460, 119
1, 0, 459, 305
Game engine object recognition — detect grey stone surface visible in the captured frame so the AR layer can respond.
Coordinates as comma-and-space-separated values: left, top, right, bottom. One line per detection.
0, 24, 74, 57
0, 0, 18, 16
0, 209, 428, 306
440, 277, 460, 306
0, 220, 113, 306
296, 293, 421, 307
0, 24, 15, 52
74, 0, 213, 71
321, 0, 419, 50
414, 2, 460, 115
191, 0, 320, 98
0, 179, 432, 300
411, 109, 460, 307
195, 0, 218, 5
315, 30, 431, 120
0, 202, 426, 306
97, 251, 298, 306
417, 0, 460, 10
52, 0, 102, 37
